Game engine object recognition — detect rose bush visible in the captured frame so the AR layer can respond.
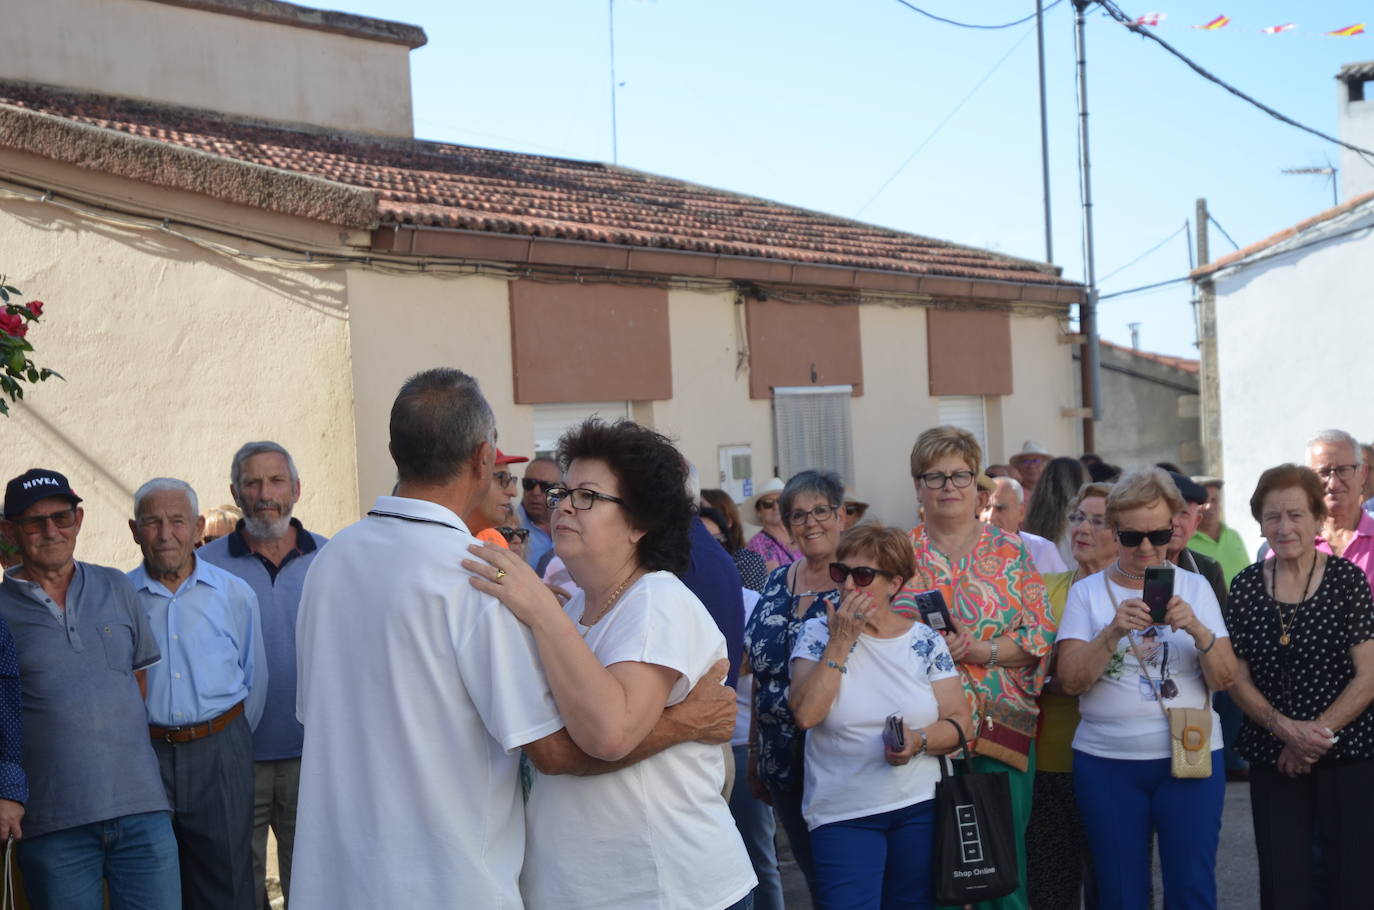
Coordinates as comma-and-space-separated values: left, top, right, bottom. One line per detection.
0, 279, 58, 416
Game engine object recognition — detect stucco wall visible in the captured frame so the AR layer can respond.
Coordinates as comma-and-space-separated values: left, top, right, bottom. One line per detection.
1214, 210, 1374, 554
1088, 346, 1201, 474
0, 0, 416, 136
1000, 312, 1079, 464
0, 194, 359, 568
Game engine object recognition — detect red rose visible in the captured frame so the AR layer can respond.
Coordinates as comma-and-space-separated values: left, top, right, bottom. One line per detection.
0, 312, 26, 338
25, 300, 43, 318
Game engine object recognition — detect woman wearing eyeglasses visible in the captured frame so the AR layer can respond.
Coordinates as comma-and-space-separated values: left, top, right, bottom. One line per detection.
742, 469, 847, 900
1026, 481, 1114, 910
465, 418, 756, 910
1056, 468, 1235, 910
891, 425, 1054, 910
787, 524, 969, 909
744, 477, 802, 572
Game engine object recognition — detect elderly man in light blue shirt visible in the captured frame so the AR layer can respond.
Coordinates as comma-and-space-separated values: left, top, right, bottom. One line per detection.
129, 478, 266, 910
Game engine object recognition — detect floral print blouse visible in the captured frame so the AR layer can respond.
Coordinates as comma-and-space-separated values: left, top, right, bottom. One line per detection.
745, 530, 801, 569
892, 524, 1056, 728
743, 565, 839, 794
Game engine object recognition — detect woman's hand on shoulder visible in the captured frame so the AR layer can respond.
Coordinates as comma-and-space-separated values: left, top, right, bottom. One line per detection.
1107, 597, 1152, 638
464, 543, 565, 630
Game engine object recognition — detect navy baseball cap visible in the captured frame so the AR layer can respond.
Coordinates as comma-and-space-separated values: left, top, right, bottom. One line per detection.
1168, 472, 1208, 506
3, 469, 82, 519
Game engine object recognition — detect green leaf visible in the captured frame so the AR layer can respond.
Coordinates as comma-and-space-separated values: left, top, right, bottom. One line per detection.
25, 368, 37, 383
0, 288, 9, 303
7, 350, 23, 373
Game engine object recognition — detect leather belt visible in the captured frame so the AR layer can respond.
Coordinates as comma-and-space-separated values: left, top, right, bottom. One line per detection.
149, 701, 244, 744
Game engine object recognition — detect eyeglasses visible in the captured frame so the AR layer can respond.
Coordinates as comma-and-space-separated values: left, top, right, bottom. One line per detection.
828, 562, 893, 587
11, 507, 78, 535
493, 471, 518, 489
918, 471, 975, 490
1314, 464, 1360, 482
546, 486, 626, 511
786, 504, 838, 527
756, 498, 780, 511
522, 478, 560, 493
1116, 527, 1173, 548
1069, 511, 1110, 530
496, 526, 529, 543
844, 504, 866, 517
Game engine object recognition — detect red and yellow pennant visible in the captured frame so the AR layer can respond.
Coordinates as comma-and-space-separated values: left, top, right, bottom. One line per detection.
1328, 23, 1366, 37
1194, 14, 1231, 30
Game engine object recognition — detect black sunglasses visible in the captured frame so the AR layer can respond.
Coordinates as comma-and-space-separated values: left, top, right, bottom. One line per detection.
496, 526, 529, 543
1116, 527, 1173, 548
829, 562, 893, 587
522, 478, 560, 493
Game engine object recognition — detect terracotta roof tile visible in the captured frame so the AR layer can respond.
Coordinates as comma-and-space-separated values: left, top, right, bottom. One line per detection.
0, 82, 1079, 288
1191, 189, 1374, 279
1101, 338, 1199, 374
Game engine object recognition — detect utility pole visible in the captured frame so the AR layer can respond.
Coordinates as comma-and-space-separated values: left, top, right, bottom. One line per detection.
1196, 197, 1223, 476
1036, 0, 1053, 263
1073, 0, 1101, 452
609, 0, 619, 165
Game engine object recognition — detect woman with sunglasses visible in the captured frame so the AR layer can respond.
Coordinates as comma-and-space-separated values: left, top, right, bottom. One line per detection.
744, 477, 802, 572
788, 524, 969, 909
742, 469, 847, 900
1056, 468, 1235, 910
466, 418, 756, 910
1026, 480, 1115, 910
892, 426, 1054, 910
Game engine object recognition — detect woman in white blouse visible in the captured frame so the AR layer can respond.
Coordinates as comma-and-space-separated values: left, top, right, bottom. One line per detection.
468, 418, 755, 910
788, 524, 969, 910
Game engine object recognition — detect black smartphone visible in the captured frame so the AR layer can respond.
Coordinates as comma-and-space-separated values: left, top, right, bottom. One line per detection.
1142, 565, 1174, 623
883, 713, 905, 751
913, 589, 953, 632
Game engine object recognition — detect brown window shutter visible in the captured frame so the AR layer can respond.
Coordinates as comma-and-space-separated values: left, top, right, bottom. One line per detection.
745, 298, 863, 400
926, 309, 1012, 397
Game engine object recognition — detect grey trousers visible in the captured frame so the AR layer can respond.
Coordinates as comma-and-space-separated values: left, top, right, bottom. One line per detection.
154, 713, 256, 910
253, 757, 301, 909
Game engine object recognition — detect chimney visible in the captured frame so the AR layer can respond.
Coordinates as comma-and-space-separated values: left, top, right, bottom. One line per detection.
1128, 322, 1141, 350
1337, 62, 1374, 201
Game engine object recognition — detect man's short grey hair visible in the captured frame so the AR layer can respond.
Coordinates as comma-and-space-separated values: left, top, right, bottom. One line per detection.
1308, 429, 1363, 465
995, 476, 1025, 499
231, 441, 299, 492
133, 478, 199, 518
390, 368, 496, 484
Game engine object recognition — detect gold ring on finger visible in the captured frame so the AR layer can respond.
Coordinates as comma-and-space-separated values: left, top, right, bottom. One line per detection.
495, 568, 507, 582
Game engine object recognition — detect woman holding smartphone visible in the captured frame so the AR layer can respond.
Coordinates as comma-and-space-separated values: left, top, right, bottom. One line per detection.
788, 525, 969, 910
1056, 468, 1236, 910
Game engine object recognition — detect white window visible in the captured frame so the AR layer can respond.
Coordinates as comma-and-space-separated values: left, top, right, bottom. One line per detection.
773, 386, 855, 485
937, 395, 988, 457
717, 445, 754, 502
532, 402, 631, 459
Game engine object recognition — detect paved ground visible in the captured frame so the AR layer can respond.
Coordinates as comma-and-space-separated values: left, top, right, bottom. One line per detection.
778, 779, 1260, 909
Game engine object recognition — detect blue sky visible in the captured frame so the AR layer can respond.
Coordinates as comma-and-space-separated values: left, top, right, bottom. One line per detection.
341, 0, 1371, 357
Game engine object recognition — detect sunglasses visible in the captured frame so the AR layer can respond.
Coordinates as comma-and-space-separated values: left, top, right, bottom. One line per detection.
496, 526, 529, 543
1116, 527, 1173, 548
492, 471, 518, 488
844, 504, 866, 517
522, 478, 560, 493
11, 507, 78, 535
828, 562, 893, 587
757, 498, 780, 511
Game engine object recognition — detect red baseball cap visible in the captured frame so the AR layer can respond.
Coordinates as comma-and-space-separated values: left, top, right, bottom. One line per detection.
495, 448, 529, 466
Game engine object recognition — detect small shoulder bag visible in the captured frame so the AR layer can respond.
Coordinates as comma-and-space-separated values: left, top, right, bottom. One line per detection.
1103, 574, 1213, 779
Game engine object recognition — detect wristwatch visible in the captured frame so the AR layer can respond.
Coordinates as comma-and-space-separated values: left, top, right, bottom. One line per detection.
986, 640, 1000, 669
915, 727, 929, 757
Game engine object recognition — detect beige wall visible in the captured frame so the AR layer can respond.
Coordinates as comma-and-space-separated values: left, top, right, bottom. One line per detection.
1001, 313, 1078, 463
0, 193, 359, 568
0, 0, 415, 136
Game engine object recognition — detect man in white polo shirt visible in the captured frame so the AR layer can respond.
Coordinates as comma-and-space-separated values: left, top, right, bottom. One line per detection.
291, 368, 734, 908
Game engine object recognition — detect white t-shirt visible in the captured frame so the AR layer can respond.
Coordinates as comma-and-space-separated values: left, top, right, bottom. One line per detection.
1058, 568, 1229, 760
291, 497, 564, 910
791, 617, 958, 830
521, 571, 756, 910
1021, 531, 1069, 574
732, 588, 762, 747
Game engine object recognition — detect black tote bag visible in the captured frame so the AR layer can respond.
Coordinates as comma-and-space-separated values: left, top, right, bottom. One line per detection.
932, 724, 1019, 905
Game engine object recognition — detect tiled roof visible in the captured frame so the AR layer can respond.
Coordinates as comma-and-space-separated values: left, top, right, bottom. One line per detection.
1192, 189, 1374, 279
1338, 60, 1374, 81
1101, 339, 1199, 374
0, 81, 1078, 290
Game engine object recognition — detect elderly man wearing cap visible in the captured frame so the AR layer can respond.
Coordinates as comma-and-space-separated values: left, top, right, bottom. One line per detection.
1188, 477, 1250, 585
0, 469, 180, 909
743, 477, 800, 572
1009, 441, 1052, 498
1164, 472, 1229, 609
467, 449, 528, 549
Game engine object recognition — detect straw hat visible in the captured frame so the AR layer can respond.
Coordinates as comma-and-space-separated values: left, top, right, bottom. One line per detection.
743, 477, 786, 515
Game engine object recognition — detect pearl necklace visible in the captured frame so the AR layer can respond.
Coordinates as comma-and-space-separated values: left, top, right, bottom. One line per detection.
1114, 560, 1144, 581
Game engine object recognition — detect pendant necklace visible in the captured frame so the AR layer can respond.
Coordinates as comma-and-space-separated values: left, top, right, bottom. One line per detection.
1271, 553, 1317, 647
580, 570, 639, 637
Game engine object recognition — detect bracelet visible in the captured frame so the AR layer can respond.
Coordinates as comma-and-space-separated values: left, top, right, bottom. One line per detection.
825, 659, 847, 674
1197, 632, 1217, 655
986, 640, 1000, 669
915, 727, 929, 757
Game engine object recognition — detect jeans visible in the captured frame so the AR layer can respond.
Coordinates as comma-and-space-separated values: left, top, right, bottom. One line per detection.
19, 810, 181, 910
723, 892, 756, 910
729, 745, 784, 910
810, 800, 936, 910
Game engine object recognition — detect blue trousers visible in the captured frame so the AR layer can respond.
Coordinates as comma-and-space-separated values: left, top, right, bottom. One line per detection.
810, 800, 936, 910
729, 745, 784, 910
1073, 750, 1224, 910
19, 810, 181, 910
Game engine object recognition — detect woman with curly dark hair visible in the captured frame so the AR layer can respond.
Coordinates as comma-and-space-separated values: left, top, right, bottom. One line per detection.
467, 418, 757, 910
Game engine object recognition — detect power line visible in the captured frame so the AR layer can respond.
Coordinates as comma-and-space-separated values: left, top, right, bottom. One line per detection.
891, 0, 1065, 30
1207, 214, 1240, 251
1099, 275, 1191, 300
1099, 221, 1189, 284
855, 24, 1035, 216
1098, 1, 1374, 163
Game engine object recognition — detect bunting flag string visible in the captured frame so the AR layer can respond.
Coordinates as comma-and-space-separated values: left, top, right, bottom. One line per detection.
1122, 12, 1367, 36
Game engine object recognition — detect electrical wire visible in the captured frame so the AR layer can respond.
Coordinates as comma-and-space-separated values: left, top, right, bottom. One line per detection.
1099, 221, 1189, 284
1207, 214, 1240, 251
1098, 0, 1374, 164
891, 0, 1065, 30
854, 24, 1035, 216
